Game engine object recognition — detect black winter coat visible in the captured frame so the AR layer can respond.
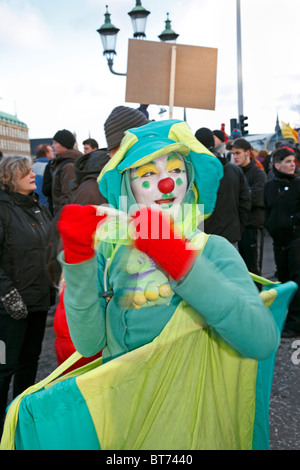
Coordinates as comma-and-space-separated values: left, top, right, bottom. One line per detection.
0, 189, 52, 315
241, 159, 266, 228
204, 157, 251, 243
69, 148, 109, 205
264, 168, 300, 244
51, 148, 82, 215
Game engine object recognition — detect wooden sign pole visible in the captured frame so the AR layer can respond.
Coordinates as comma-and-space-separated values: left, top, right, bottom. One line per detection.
169, 46, 177, 119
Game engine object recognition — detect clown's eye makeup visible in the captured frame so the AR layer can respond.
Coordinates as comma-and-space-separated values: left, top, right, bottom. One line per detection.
170, 167, 182, 174
135, 163, 158, 178
166, 156, 183, 174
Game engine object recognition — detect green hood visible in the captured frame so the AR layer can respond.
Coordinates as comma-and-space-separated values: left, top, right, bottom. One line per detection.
98, 119, 223, 216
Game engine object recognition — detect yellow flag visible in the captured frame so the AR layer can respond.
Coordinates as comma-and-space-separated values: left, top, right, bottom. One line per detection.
281, 121, 299, 143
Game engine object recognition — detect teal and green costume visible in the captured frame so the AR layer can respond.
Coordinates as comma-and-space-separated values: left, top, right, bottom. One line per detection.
1, 120, 297, 450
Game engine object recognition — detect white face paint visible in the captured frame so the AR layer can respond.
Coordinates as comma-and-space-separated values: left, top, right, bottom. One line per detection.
130, 152, 188, 210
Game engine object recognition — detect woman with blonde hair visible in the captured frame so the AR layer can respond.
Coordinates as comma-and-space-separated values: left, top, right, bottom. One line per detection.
0, 156, 52, 437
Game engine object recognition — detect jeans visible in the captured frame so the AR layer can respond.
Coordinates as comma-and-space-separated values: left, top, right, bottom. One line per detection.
0, 310, 47, 435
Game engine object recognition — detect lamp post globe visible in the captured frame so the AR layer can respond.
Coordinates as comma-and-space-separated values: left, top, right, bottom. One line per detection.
97, 5, 120, 60
128, 0, 150, 39
158, 13, 179, 43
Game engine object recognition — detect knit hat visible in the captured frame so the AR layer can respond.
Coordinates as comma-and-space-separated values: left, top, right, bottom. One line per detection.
213, 129, 225, 143
230, 128, 242, 139
194, 127, 215, 150
279, 142, 297, 152
231, 138, 251, 151
104, 106, 150, 151
273, 147, 295, 163
53, 129, 76, 149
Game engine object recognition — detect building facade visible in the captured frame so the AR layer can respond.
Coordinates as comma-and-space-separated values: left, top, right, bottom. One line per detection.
0, 110, 31, 157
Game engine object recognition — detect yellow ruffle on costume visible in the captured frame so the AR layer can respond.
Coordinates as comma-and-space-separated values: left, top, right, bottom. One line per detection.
76, 299, 258, 450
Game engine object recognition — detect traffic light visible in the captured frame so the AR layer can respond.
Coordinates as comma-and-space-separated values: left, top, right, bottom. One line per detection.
239, 115, 248, 136
230, 118, 238, 134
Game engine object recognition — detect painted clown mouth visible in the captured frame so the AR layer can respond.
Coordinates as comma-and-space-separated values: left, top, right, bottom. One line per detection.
155, 197, 175, 205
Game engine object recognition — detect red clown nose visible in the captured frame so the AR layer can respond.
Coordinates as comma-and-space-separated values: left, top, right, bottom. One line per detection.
158, 178, 175, 194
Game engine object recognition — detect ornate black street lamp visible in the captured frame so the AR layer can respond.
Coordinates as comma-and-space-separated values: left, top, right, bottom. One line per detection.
97, 5, 123, 76
97, 3, 179, 76
97, 2, 150, 76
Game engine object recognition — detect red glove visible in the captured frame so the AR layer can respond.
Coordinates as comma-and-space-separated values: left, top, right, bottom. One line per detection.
132, 208, 197, 281
57, 205, 107, 264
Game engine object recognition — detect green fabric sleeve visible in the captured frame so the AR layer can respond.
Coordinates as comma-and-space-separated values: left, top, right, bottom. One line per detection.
59, 252, 107, 357
170, 235, 280, 360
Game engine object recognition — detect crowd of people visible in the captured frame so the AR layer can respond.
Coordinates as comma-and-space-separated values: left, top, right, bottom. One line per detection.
0, 105, 299, 449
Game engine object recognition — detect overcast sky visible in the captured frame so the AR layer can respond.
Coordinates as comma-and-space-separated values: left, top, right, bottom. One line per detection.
0, 0, 300, 152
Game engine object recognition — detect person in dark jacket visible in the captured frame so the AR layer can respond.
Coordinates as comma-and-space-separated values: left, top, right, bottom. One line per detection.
51, 129, 82, 215
232, 138, 267, 275
69, 148, 109, 205
195, 128, 251, 245
204, 154, 251, 245
264, 148, 300, 337
0, 156, 52, 437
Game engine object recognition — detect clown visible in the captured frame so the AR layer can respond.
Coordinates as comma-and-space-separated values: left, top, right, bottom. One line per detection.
2, 120, 296, 451
57, 120, 279, 365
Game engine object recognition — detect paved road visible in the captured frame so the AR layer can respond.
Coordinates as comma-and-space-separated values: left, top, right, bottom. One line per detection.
31, 232, 300, 450
260, 232, 300, 450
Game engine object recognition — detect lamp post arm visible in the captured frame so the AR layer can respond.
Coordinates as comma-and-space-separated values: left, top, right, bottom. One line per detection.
107, 58, 127, 76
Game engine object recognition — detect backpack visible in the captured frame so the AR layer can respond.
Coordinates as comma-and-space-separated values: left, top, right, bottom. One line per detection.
42, 158, 75, 213
53, 158, 75, 180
